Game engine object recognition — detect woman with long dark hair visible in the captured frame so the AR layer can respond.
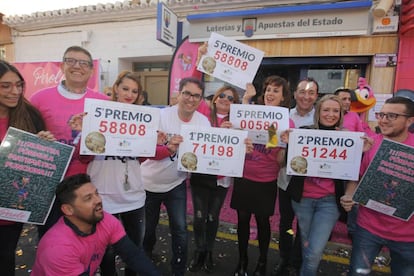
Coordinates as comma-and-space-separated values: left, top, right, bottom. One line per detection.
0, 60, 50, 275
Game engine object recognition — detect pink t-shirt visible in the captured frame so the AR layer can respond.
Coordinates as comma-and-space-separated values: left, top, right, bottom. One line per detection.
243, 119, 295, 182
357, 133, 414, 242
303, 177, 335, 198
31, 211, 125, 276
30, 86, 108, 177
343, 111, 364, 132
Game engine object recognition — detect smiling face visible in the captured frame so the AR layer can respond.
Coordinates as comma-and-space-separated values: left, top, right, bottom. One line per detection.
264, 83, 284, 106
294, 80, 318, 114
214, 88, 236, 114
114, 78, 140, 104
0, 71, 24, 115
60, 50, 93, 91
319, 99, 341, 127
378, 103, 413, 140
177, 82, 203, 120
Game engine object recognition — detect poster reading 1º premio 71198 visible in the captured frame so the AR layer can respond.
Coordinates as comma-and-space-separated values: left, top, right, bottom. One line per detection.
0, 127, 74, 225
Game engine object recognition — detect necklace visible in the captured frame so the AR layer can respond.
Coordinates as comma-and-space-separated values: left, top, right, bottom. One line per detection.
123, 158, 131, 191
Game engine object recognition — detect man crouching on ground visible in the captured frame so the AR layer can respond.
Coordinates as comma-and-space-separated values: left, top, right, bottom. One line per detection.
31, 173, 161, 276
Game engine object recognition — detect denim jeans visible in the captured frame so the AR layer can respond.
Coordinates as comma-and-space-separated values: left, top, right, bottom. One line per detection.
292, 195, 340, 276
349, 225, 414, 276
144, 182, 188, 276
0, 222, 23, 276
100, 207, 146, 276
190, 181, 227, 252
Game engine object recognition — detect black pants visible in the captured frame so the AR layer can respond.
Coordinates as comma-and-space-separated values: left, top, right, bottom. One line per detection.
278, 188, 302, 268
191, 181, 227, 252
0, 223, 23, 276
236, 210, 271, 263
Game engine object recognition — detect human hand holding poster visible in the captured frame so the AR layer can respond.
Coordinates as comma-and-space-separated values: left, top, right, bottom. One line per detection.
196, 32, 264, 89
229, 104, 289, 146
80, 99, 160, 157
0, 127, 74, 224
286, 129, 364, 180
353, 139, 414, 221
178, 125, 248, 177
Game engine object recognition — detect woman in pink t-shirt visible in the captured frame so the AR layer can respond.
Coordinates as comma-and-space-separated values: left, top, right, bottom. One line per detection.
0, 60, 48, 275
231, 75, 292, 276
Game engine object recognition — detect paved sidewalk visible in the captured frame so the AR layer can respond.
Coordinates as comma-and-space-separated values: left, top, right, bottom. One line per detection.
15, 213, 391, 275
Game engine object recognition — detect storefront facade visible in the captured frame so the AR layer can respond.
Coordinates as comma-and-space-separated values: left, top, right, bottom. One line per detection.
3, 0, 400, 109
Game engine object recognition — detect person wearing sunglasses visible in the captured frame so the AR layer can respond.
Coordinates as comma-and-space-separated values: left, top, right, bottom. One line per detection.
188, 85, 240, 273
231, 76, 294, 276
30, 46, 108, 239
341, 96, 414, 276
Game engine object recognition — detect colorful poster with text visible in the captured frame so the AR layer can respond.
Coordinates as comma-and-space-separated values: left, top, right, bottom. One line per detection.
0, 127, 74, 224
353, 139, 414, 221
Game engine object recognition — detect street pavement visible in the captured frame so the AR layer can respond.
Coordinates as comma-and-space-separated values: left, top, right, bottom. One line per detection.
14, 212, 391, 276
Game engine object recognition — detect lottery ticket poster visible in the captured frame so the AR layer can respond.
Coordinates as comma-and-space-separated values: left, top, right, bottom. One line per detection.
353, 139, 414, 221
197, 32, 264, 89
178, 125, 248, 177
81, 99, 160, 157
286, 129, 364, 180
230, 104, 289, 146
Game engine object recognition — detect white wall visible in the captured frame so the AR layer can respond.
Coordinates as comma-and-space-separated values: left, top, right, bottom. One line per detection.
12, 18, 174, 90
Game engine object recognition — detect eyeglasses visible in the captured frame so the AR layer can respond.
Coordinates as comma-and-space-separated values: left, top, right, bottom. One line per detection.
181, 91, 202, 101
0, 81, 25, 93
218, 93, 234, 102
63, 57, 92, 69
375, 112, 410, 121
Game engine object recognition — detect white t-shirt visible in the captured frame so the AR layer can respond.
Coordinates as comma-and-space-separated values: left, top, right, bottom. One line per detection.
87, 156, 146, 214
289, 107, 315, 128
141, 105, 210, 193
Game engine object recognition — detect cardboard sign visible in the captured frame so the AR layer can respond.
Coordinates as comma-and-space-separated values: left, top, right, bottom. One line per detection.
197, 32, 264, 89
178, 125, 248, 177
286, 128, 364, 180
81, 99, 160, 157
0, 127, 74, 224
230, 104, 289, 146
353, 139, 414, 221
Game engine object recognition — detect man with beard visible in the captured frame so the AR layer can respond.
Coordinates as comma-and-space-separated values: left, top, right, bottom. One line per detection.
341, 96, 414, 275
31, 174, 160, 276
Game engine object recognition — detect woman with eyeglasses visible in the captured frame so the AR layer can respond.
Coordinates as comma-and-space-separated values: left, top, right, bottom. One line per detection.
187, 85, 240, 273
0, 60, 55, 275
231, 75, 294, 276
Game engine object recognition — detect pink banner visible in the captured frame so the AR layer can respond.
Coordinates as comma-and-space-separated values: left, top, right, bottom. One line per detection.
169, 37, 202, 96
13, 60, 100, 99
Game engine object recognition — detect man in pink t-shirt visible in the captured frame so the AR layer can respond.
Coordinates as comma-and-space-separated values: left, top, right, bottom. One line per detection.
341, 96, 414, 275
30, 46, 108, 238
334, 87, 364, 132
31, 174, 160, 276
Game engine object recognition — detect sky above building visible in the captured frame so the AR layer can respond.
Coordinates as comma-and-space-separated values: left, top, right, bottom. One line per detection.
0, 0, 120, 16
